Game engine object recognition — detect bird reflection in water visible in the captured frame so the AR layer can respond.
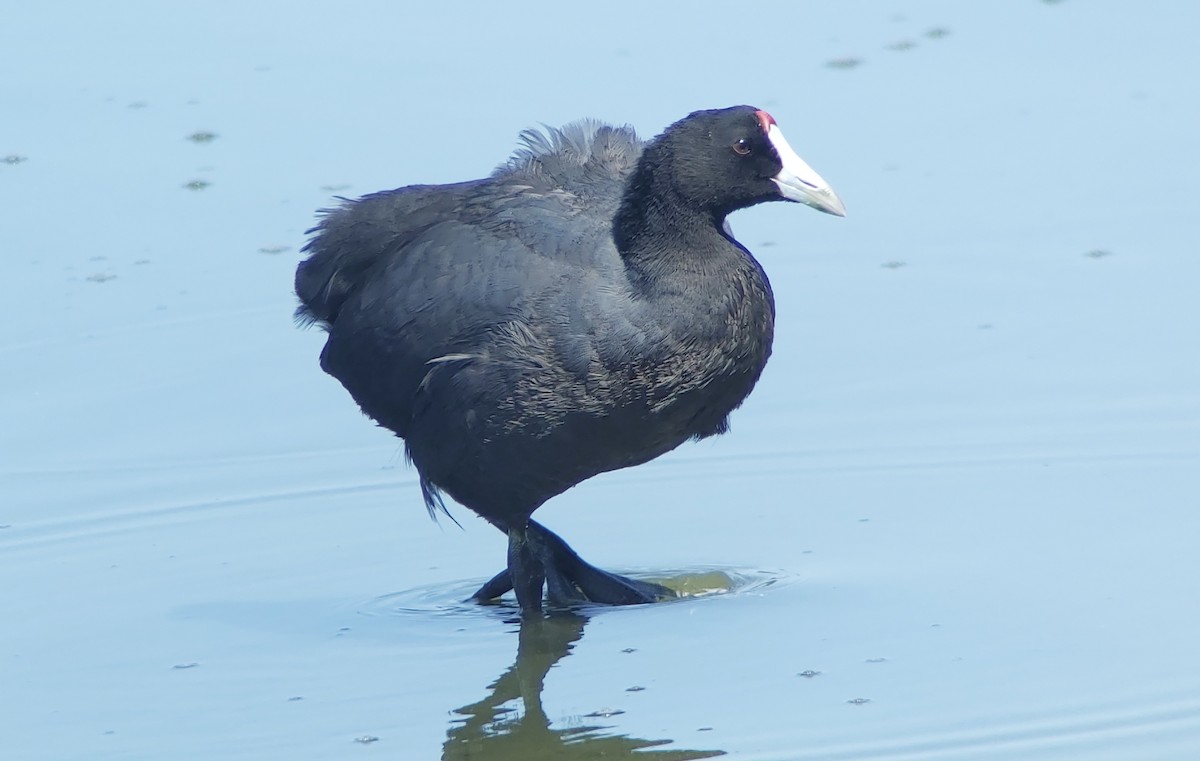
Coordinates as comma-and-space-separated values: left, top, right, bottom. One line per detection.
442, 612, 724, 760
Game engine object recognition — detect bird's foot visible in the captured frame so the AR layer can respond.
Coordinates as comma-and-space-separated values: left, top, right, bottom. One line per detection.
470, 520, 676, 612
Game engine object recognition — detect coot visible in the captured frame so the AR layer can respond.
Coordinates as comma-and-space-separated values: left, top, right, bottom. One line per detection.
296, 106, 844, 615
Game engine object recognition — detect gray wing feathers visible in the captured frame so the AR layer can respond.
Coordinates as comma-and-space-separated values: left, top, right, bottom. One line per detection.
496, 121, 643, 191
295, 182, 479, 327
296, 121, 642, 330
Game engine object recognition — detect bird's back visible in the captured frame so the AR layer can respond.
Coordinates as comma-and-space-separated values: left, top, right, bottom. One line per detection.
295, 121, 643, 329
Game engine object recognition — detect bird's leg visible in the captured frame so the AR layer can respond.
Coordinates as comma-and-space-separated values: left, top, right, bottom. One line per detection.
472, 525, 586, 608
527, 522, 675, 605
526, 525, 587, 607
470, 520, 675, 607
470, 517, 516, 602
507, 523, 545, 615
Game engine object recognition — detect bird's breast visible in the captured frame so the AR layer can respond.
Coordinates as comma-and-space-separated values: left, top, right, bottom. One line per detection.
637, 264, 775, 427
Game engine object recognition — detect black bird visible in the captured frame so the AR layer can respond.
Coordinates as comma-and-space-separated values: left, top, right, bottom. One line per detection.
295, 106, 845, 615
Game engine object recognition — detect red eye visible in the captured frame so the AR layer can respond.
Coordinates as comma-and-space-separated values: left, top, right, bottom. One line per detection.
732, 138, 752, 156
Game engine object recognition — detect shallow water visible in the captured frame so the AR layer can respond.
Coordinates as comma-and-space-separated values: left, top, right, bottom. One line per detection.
3, 1, 1200, 759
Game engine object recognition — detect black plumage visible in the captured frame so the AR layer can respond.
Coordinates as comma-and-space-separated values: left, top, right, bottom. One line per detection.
296, 106, 844, 614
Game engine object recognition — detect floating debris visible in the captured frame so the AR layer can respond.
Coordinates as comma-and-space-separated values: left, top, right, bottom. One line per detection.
353, 735, 379, 744
287, 696, 304, 702
171, 662, 199, 670
86, 272, 117, 283
584, 708, 625, 718
826, 57, 863, 70
1085, 249, 1113, 258
620, 647, 637, 654
865, 657, 887, 664
881, 260, 906, 269
182, 179, 210, 191
625, 686, 646, 692
186, 131, 218, 144
847, 697, 871, 705
3, 154, 27, 165
925, 27, 951, 39
798, 670, 822, 679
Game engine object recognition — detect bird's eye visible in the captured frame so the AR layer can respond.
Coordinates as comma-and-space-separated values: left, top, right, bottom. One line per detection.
732, 138, 752, 156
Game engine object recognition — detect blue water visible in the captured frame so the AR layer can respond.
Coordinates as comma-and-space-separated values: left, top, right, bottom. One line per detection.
3, 1, 1199, 759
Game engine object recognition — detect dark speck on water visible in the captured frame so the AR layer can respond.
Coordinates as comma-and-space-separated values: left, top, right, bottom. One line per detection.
798, 670, 822, 678
925, 27, 951, 39
1085, 249, 1113, 258
182, 179, 210, 191
3, 154, 27, 165
186, 131, 218, 143
826, 57, 863, 70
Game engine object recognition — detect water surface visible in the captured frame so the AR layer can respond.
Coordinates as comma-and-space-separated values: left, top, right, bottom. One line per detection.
2, 1, 1199, 759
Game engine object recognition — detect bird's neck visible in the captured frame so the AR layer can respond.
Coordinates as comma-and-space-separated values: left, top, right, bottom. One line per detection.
614, 166, 735, 291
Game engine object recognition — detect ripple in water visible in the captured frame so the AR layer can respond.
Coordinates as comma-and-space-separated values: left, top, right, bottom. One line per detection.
357, 567, 792, 619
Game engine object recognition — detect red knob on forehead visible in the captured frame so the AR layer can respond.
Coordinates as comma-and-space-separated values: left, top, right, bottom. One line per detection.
755, 110, 777, 132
